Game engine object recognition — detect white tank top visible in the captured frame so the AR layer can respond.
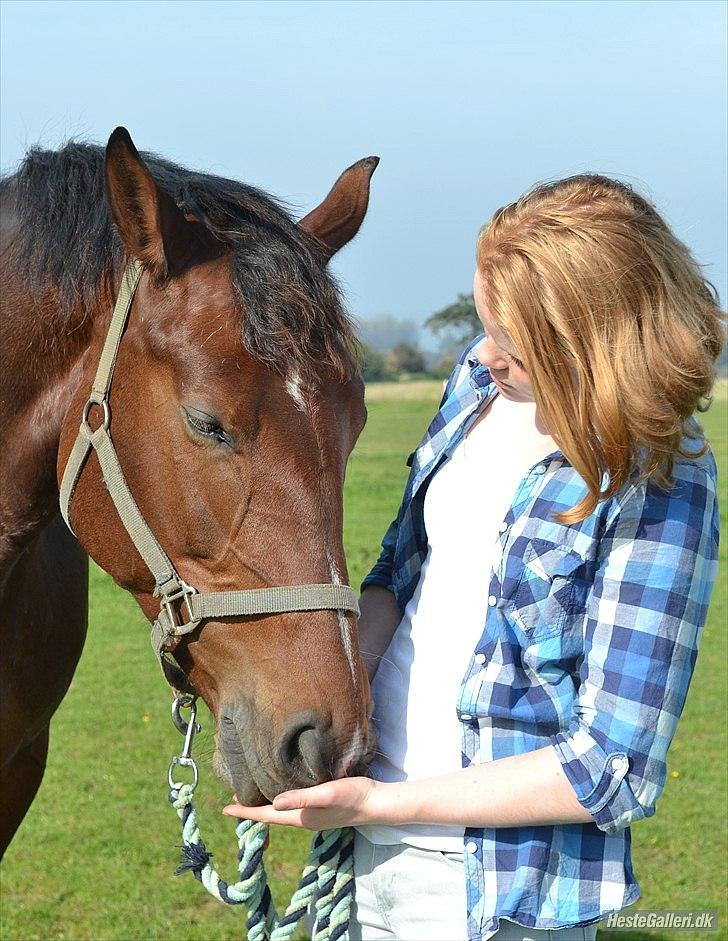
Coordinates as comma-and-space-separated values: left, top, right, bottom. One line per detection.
358, 391, 556, 850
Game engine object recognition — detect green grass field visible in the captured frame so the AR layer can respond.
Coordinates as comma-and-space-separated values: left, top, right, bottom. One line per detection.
1, 382, 726, 941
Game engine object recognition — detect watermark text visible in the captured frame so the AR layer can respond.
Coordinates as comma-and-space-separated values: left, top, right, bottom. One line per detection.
606, 910, 718, 931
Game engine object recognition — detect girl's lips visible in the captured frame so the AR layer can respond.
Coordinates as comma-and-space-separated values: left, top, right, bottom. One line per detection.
493, 374, 511, 388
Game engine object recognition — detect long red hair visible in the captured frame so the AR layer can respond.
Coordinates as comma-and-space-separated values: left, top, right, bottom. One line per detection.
477, 174, 725, 524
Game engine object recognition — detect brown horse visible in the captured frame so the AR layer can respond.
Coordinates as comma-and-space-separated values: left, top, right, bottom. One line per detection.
0, 128, 377, 856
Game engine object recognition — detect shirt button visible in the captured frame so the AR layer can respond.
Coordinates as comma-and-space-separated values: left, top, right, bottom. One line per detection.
466, 841, 478, 854
534, 463, 547, 474
611, 756, 628, 773
498, 521, 508, 533
488, 595, 497, 606
474, 653, 486, 664
460, 714, 472, 721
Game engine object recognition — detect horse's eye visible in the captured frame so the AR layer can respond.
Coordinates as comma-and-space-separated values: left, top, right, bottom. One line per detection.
182, 407, 233, 447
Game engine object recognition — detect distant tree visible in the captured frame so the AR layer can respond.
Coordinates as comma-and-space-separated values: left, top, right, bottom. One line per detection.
387, 342, 427, 376
360, 342, 392, 382
431, 352, 459, 380
425, 293, 481, 347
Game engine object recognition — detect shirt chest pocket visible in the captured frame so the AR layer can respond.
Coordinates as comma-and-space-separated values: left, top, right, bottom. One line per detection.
506, 537, 586, 641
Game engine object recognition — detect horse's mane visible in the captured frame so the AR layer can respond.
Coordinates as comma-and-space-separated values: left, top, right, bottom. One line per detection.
1, 141, 359, 378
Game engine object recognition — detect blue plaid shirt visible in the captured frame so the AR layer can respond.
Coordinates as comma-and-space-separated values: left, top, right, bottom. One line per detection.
362, 337, 720, 940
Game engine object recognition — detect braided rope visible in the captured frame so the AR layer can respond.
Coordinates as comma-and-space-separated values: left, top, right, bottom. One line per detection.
311, 827, 355, 941
169, 782, 355, 941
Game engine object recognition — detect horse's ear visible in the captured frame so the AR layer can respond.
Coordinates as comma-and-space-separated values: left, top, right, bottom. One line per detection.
298, 156, 379, 260
104, 127, 198, 277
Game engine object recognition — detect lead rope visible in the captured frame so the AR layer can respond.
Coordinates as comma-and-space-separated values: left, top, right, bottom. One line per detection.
167, 697, 355, 941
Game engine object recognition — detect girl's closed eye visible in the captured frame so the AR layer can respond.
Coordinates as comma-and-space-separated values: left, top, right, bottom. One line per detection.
509, 353, 526, 371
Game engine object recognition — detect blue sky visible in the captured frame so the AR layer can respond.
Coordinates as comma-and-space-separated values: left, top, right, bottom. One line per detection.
1, 0, 726, 340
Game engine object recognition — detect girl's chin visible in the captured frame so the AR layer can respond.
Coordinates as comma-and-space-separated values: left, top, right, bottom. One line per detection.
494, 379, 533, 402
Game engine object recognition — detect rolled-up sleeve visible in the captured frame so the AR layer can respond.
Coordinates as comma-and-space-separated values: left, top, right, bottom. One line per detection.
549, 459, 720, 834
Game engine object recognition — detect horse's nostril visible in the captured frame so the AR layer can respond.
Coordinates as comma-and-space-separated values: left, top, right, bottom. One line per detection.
279, 714, 332, 782
297, 728, 324, 781
280, 722, 318, 779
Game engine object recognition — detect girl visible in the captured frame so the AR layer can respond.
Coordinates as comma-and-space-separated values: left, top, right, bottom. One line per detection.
225, 174, 723, 940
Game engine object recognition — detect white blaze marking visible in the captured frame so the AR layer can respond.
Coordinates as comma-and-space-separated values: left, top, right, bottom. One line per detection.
288, 379, 364, 766
284, 369, 307, 411
327, 550, 358, 689
327, 552, 366, 775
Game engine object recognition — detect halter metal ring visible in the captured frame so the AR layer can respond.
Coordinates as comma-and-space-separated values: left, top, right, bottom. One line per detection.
81, 397, 111, 432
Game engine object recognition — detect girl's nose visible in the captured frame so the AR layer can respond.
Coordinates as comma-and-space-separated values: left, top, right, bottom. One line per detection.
477, 336, 510, 371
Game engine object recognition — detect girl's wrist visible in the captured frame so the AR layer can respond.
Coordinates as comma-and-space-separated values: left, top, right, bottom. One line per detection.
364, 779, 423, 827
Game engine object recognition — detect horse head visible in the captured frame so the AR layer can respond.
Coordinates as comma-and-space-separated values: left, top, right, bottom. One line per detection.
58, 128, 377, 804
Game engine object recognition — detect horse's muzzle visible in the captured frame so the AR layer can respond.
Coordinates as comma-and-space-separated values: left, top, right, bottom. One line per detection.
215, 700, 374, 803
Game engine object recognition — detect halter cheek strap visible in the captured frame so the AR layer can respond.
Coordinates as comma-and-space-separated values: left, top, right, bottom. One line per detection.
59, 259, 359, 694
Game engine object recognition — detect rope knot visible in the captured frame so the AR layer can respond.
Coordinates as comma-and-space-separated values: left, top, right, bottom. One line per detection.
169, 783, 195, 810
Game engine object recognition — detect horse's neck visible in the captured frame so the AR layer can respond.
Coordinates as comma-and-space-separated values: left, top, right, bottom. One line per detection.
0, 270, 104, 576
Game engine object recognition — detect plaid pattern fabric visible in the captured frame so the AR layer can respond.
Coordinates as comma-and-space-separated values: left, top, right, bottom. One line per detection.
362, 337, 720, 940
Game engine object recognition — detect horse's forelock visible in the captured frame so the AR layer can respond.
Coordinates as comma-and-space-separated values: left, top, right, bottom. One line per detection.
2, 141, 360, 382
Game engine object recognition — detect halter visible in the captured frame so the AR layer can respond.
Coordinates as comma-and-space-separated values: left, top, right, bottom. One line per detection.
59, 259, 359, 693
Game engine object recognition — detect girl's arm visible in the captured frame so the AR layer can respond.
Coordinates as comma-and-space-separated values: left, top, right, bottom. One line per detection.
357, 586, 402, 683
222, 745, 593, 830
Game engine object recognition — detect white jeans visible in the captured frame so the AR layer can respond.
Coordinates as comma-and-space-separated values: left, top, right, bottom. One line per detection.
342, 830, 600, 941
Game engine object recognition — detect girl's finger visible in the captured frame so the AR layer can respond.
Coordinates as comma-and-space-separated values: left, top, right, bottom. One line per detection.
221, 803, 304, 827
274, 780, 347, 811
273, 789, 309, 810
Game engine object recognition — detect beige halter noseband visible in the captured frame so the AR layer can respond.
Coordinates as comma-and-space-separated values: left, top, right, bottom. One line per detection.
60, 259, 359, 693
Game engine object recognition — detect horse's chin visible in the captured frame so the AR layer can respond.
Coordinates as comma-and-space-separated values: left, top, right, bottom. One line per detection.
213, 732, 281, 805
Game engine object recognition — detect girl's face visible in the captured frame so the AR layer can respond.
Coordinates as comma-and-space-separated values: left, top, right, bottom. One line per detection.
473, 270, 535, 403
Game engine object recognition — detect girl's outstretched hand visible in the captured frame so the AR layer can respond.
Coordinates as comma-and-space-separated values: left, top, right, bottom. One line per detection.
222, 777, 388, 831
